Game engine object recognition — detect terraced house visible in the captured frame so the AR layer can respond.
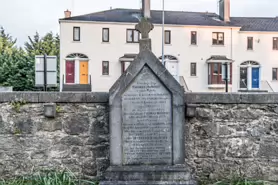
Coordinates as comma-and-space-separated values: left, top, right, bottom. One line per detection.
59, 0, 278, 92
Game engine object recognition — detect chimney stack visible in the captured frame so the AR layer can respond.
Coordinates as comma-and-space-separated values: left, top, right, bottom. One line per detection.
142, 0, 151, 19
64, 9, 71, 18
219, 0, 230, 22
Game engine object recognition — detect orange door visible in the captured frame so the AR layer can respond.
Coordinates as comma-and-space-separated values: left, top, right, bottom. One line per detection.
79, 61, 88, 84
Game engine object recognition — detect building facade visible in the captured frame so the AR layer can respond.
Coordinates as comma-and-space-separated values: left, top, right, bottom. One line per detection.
59, 0, 278, 92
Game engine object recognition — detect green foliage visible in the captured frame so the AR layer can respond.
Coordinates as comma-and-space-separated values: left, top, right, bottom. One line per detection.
13, 128, 21, 135
213, 178, 273, 185
0, 27, 17, 55
56, 105, 62, 113
24, 32, 59, 57
0, 170, 97, 185
0, 27, 60, 91
199, 174, 274, 185
10, 99, 26, 112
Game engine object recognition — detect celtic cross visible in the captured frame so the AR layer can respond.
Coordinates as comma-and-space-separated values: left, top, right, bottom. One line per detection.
135, 18, 154, 39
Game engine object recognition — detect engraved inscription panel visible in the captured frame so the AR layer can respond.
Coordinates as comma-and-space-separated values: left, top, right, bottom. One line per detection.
122, 66, 172, 165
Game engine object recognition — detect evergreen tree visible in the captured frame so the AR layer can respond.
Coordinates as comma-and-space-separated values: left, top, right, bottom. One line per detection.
0, 27, 17, 55
0, 27, 60, 91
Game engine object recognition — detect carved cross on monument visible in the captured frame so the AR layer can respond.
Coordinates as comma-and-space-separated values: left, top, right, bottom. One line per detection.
135, 18, 154, 51
135, 18, 154, 39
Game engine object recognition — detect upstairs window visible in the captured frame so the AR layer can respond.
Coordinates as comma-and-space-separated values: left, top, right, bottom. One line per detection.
126, 29, 139, 43
165, 30, 171, 44
191, 31, 197, 45
102, 28, 109, 42
102, 61, 109, 75
73, 27, 80, 41
212, 32, 224, 45
247, 37, 253, 50
273, 37, 278, 50
273, 68, 278, 80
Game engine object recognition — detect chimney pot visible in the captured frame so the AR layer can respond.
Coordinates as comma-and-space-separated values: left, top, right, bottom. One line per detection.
219, 0, 230, 22
64, 9, 71, 18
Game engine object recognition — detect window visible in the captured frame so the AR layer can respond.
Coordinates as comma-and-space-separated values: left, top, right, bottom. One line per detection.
126, 29, 139, 43
165, 30, 171, 44
102, 61, 109, 75
273, 68, 278, 80
191, 31, 197, 45
247, 37, 253, 50
121, 62, 131, 74
273, 37, 278, 50
190, 63, 197, 76
208, 63, 232, 84
212, 32, 224, 45
102, 28, 109, 42
73, 27, 80, 41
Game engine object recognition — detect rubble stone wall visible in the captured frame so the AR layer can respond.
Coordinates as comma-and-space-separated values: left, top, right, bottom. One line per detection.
0, 92, 278, 182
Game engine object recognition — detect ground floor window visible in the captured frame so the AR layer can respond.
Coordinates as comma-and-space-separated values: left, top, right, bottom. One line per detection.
190, 63, 197, 76
239, 61, 260, 89
208, 63, 232, 85
102, 61, 109, 75
121, 61, 131, 74
273, 68, 278, 81
240, 67, 248, 88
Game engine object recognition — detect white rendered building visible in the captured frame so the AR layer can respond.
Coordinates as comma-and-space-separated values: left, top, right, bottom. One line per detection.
59, 0, 278, 92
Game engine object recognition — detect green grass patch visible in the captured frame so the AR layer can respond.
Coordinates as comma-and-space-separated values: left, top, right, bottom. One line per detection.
0, 170, 98, 185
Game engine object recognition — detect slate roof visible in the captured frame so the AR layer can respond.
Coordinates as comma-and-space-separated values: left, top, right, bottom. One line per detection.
231, 17, 278, 32
60, 8, 278, 32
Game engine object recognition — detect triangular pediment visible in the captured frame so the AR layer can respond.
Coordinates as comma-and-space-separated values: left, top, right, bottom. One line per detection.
110, 50, 184, 104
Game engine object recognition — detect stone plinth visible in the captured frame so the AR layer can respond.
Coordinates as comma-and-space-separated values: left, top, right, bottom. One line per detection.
100, 165, 196, 185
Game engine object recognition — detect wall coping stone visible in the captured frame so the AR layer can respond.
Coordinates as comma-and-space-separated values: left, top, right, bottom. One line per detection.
0, 92, 278, 104
0, 92, 109, 103
185, 92, 278, 104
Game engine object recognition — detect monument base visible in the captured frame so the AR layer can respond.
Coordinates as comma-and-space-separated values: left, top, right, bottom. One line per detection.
100, 181, 196, 185
99, 165, 197, 185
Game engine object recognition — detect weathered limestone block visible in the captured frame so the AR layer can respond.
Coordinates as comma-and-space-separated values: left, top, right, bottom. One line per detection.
257, 143, 278, 158
64, 115, 90, 135
60, 136, 84, 146
38, 119, 62, 132
44, 103, 56, 118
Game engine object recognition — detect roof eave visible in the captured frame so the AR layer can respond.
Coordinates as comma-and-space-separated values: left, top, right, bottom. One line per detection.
239, 30, 278, 33
59, 19, 242, 28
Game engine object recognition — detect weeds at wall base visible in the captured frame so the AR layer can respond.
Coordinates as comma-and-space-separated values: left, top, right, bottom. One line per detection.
198, 174, 274, 185
0, 170, 98, 185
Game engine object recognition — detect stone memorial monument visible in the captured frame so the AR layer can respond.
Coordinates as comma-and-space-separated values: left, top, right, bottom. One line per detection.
100, 3, 196, 185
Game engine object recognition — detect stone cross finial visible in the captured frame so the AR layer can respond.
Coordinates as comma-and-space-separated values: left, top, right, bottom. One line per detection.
135, 18, 154, 39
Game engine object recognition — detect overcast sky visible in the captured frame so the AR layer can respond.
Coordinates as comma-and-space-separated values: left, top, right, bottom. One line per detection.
0, 0, 278, 46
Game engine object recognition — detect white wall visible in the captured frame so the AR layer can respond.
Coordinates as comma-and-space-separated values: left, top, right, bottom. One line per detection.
60, 20, 278, 92
234, 32, 278, 91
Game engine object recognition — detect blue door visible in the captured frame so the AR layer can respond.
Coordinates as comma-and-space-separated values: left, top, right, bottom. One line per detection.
252, 68, 259, 88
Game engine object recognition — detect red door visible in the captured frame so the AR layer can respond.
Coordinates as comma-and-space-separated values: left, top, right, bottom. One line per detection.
66, 61, 75, 83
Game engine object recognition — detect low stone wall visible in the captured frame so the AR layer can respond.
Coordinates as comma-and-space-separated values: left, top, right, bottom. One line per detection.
0, 93, 109, 180
0, 92, 278, 182
185, 93, 278, 182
